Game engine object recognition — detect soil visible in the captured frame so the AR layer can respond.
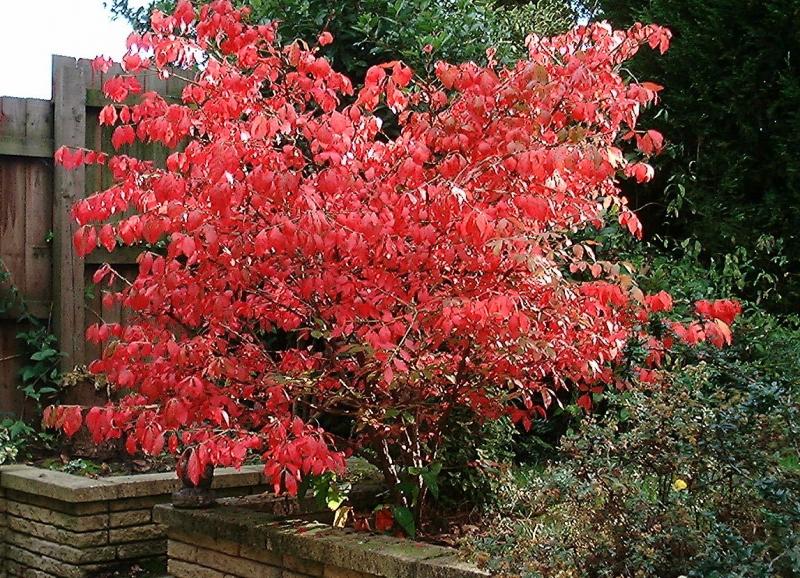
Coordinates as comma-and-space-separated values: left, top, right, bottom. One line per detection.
27, 452, 177, 477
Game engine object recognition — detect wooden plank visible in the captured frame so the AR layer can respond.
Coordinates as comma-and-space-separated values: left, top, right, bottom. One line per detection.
24, 99, 53, 141
85, 88, 182, 108
0, 138, 53, 158
0, 98, 26, 139
23, 101, 54, 317
0, 98, 54, 157
0, 160, 27, 307
23, 161, 53, 317
52, 55, 87, 371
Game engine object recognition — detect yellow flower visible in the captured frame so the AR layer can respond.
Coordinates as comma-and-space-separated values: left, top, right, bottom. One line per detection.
672, 478, 688, 491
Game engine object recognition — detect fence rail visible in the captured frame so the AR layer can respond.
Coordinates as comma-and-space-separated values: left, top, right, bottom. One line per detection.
0, 55, 184, 415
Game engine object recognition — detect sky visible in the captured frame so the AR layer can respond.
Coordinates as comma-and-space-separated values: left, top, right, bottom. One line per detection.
0, 0, 145, 99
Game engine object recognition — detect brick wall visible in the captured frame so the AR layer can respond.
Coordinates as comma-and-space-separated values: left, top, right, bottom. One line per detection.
154, 496, 490, 578
0, 465, 269, 578
167, 530, 379, 578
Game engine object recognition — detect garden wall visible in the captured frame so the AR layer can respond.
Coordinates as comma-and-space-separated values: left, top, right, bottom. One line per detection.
154, 495, 489, 578
0, 464, 269, 578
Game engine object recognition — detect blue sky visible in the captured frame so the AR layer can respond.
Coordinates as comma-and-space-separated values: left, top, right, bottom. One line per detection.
0, 0, 141, 99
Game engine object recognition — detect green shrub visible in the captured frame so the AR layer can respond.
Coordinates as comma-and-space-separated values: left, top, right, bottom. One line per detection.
463, 338, 800, 577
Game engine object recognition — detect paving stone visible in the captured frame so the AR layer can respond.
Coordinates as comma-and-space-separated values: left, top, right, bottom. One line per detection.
0, 467, 117, 502
109, 496, 166, 511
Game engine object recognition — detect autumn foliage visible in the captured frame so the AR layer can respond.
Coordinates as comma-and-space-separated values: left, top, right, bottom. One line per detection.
46, 0, 738, 520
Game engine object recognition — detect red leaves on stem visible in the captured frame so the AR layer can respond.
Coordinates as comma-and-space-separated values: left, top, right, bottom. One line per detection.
47, 1, 738, 499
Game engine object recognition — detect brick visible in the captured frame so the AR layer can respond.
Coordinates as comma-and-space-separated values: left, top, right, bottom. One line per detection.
323, 566, 379, 578
5, 501, 108, 531
240, 543, 282, 566
7, 515, 107, 547
4, 560, 22, 577
5, 532, 117, 564
109, 523, 163, 543
283, 555, 323, 577
169, 530, 240, 556
116, 538, 166, 559
194, 546, 281, 578
109, 509, 151, 527
4, 560, 55, 578
168, 559, 226, 578
169, 540, 199, 562
282, 572, 315, 578
5, 545, 102, 578
11, 566, 57, 578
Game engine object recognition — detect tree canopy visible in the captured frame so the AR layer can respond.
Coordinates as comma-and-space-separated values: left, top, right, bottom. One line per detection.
107, 0, 578, 80
597, 0, 800, 309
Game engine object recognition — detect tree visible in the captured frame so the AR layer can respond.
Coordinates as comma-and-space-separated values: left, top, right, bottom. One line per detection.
46, 1, 738, 531
595, 0, 800, 310
106, 0, 578, 79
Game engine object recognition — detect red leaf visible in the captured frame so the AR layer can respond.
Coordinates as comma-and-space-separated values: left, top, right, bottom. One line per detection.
375, 507, 394, 531
111, 125, 135, 150
62, 406, 83, 437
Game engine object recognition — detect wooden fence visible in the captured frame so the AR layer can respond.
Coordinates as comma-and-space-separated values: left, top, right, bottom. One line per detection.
0, 55, 184, 417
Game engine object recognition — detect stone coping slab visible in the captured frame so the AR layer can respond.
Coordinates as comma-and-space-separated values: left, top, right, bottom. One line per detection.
0, 464, 266, 502
154, 497, 489, 578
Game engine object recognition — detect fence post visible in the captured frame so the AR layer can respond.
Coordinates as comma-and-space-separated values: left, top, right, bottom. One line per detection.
52, 56, 86, 371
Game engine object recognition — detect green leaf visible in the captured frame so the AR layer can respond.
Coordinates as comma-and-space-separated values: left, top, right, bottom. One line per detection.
421, 471, 439, 500
20, 367, 37, 382
30, 349, 57, 361
392, 505, 415, 538
325, 483, 349, 511
396, 481, 420, 505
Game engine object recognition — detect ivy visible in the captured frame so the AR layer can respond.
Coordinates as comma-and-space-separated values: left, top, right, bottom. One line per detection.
0, 261, 65, 410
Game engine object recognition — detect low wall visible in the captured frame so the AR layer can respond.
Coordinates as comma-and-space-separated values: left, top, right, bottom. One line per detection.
154, 494, 489, 578
0, 464, 270, 578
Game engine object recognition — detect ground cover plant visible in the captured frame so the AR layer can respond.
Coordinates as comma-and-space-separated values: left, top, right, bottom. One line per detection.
45, 0, 740, 534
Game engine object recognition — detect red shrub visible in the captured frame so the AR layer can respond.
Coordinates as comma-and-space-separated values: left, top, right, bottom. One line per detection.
46, 0, 736, 524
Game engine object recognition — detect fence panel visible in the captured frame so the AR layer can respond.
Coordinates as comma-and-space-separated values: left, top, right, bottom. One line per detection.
0, 56, 184, 415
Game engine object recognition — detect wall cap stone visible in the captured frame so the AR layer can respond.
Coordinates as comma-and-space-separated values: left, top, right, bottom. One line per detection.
0, 464, 266, 502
